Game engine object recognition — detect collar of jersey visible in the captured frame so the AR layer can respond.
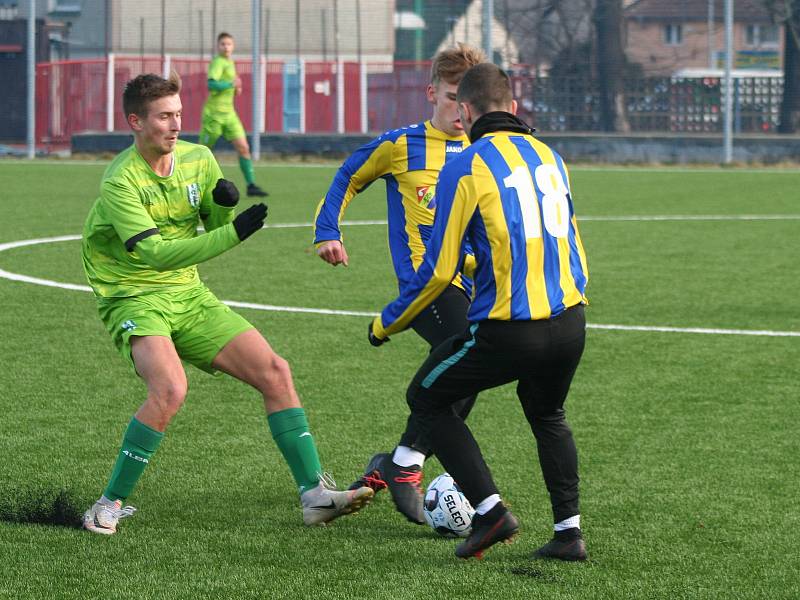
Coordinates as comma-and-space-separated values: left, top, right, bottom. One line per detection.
133, 144, 177, 179
424, 120, 468, 141
468, 111, 535, 143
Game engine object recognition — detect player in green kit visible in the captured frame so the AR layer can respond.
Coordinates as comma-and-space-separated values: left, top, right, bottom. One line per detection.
199, 32, 268, 198
81, 72, 372, 535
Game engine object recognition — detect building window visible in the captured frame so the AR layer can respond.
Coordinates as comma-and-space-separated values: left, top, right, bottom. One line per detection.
664, 24, 683, 46
746, 24, 780, 47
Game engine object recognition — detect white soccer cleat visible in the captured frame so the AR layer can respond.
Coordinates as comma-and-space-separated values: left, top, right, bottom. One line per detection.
301, 474, 374, 526
82, 499, 137, 535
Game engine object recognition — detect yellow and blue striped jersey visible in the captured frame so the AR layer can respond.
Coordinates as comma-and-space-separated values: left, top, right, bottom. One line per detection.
313, 120, 472, 293
374, 130, 589, 337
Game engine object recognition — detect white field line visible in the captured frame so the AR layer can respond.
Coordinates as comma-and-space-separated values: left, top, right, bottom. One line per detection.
0, 234, 797, 338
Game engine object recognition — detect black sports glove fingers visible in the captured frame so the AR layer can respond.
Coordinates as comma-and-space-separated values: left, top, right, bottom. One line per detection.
233, 203, 268, 241
212, 178, 240, 207
368, 321, 389, 347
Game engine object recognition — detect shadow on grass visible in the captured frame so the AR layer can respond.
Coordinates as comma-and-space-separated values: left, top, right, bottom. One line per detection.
0, 486, 84, 529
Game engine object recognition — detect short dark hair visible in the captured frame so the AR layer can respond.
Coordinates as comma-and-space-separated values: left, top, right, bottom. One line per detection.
122, 72, 182, 118
456, 63, 513, 114
217, 32, 233, 42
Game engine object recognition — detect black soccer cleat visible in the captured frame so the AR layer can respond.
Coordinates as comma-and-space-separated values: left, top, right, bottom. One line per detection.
455, 503, 519, 559
348, 452, 390, 494
246, 183, 269, 197
382, 458, 426, 524
533, 527, 588, 561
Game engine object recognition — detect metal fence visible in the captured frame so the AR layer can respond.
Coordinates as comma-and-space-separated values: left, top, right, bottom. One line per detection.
33, 56, 785, 147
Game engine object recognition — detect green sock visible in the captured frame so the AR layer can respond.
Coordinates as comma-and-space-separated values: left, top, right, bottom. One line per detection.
267, 407, 323, 494
239, 156, 256, 185
103, 417, 164, 502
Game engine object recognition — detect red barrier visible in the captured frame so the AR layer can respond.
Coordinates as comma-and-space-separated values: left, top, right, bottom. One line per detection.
366, 61, 431, 132
343, 62, 362, 133
35, 56, 285, 145
304, 61, 337, 133
35, 59, 108, 145
265, 61, 284, 132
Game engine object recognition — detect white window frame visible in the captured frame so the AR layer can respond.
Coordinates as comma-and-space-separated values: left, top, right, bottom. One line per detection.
746, 23, 780, 47
664, 23, 683, 46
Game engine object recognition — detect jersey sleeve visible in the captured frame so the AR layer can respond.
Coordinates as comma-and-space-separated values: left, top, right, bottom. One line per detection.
207, 57, 225, 81
208, 79, 234, 91
101, 176, 240, 272
198, 151, 234, 231
373, 160, 478, 338
100, 179, 161, 251
132, 225, 240, 272
313, 134, 395, 244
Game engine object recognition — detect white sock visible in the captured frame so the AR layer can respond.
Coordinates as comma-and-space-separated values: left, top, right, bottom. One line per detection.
99, 495, 118, 507
392, 446, 425, 468
554, 514, 580, 531
475, 494, 501, 515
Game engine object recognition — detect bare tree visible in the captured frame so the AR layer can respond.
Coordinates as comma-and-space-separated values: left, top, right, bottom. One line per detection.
594, 0, 630, 132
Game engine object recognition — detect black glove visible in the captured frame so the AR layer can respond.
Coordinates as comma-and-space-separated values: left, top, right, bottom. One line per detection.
233, 203, 268, 241
368, 320, 389, 347
212, 178, 240, 207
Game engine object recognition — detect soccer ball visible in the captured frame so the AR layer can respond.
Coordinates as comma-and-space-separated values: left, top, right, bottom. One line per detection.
423, 473, 475, 538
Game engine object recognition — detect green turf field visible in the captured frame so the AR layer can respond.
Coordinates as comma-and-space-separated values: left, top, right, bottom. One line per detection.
0, 160, 797, 599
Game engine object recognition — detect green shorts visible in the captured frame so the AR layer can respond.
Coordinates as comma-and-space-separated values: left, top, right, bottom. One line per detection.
97, 284, 254, 375
199, 110, 246, 148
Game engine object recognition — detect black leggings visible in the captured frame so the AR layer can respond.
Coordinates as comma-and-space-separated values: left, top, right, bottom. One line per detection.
397, 285, 477, 456
407, 305, 586, 523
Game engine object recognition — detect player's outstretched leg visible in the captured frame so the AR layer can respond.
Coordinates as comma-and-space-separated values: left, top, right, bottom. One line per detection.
454, 503, 520, 559
301, 473, 374, 526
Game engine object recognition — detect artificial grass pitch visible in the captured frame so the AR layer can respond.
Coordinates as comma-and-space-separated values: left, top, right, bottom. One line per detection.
0, 161, 797, 599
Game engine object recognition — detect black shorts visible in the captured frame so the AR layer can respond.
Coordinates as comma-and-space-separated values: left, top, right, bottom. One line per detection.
407, 305, 586, 420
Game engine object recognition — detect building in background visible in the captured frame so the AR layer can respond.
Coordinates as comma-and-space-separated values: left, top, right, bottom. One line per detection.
625, 0, 783, 76
22, 0, 394, 62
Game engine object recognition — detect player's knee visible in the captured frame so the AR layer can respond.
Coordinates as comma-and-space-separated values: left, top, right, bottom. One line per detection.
528, 408, 569, 432
150, 379, 188, 416
256, 354, 293, 396
406, 381, 433, 416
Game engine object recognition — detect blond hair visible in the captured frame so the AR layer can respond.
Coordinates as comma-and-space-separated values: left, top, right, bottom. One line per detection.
430, 43, 487, 86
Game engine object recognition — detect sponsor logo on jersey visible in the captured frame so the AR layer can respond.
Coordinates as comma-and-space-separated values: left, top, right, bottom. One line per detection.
416, 185, 436, 209
186, 183, 201, 208
121, 319, 137, 332
444, 140, 464, 158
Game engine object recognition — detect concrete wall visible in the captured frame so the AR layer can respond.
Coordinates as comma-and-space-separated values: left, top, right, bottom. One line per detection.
72, 131, 800, 164
109, 0, 395, 61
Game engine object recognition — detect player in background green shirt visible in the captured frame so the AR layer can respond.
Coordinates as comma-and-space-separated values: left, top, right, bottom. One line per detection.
81, 72, 373, 535
199, 32, 268, 198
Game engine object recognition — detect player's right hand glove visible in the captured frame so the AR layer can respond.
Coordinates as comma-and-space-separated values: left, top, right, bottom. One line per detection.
368, 320, 390, 347
212, 178, 240, 207
233, 203, 268, 241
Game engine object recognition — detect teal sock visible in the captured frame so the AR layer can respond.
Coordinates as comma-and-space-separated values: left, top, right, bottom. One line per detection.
267, 408, 323, 494
103, 417, 164, 502
239, 156, 256, 185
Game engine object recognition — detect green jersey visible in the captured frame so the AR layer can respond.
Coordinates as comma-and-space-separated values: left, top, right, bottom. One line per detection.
82, 140, 240, 298
204, 55, 237, 114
